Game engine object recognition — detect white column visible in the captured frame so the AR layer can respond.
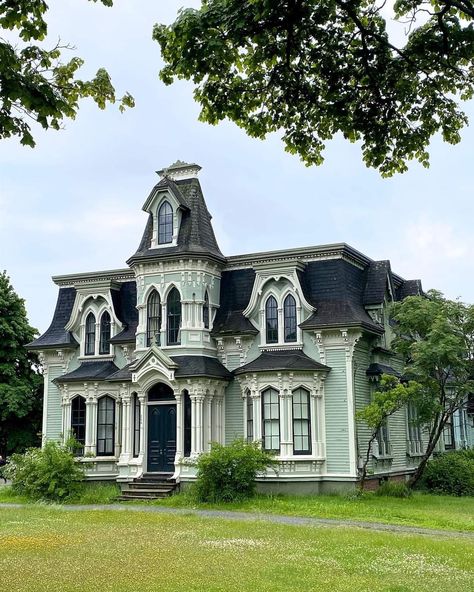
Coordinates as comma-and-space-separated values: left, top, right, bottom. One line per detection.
174, 390, 184, 461
213, 395, 224, 444
121, 395, 132, 456
204, 393, 213, 451
62, 399, 72, 444
190, 395, 197, 455
251, 391, 262, 442
85, 399, 97, 455
191, 393, 205, 455
279, 390, 292, 457
138, 395, 146, 457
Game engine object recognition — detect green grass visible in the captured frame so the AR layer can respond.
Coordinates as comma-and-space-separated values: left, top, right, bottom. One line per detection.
0, 482, 120, 505
0, 505, 472, 592
156, 489, 474, 532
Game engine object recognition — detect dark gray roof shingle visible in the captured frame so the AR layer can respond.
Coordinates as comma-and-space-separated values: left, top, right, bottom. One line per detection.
171, 355, 232, 380
110, 282, 138, 344
55, 361, 120, 383
28, 288, 78, 350
397, 279, 423, 300
212, 269, 258, 336
234, 350, 330, 375
366, 363, 401, 378
363, 260, 395, 305
106, 363, 133, 382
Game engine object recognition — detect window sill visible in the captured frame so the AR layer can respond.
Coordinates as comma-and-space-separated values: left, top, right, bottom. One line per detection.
79, 456, 118, 463
406, 451, 425, 458
260, 343, 303, 351
78, 355, 114, 362
372, 454, 393, 461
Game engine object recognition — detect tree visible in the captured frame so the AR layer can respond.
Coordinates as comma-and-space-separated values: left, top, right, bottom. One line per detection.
356, 374, 421, 491
0, 271, 43, 456
390, 290, 474, 487
155, 0, 474, 176
0, 0, 134, 147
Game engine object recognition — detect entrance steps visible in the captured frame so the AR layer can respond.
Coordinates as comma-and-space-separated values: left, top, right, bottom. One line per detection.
118, 474, 178, 501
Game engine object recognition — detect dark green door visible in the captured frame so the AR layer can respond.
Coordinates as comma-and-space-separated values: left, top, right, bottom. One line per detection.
147, 404, 176, 473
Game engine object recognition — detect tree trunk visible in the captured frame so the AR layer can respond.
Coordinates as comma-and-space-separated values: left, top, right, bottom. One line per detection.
407, 417, 447, 488
359, 432, 377, 492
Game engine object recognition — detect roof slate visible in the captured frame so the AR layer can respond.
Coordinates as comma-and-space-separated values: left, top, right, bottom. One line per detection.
28, 287, 78, 350
128, 177, 225, 264
363, 260, 394, 305
110, 281, 138, 343
397, 279, 423, 300
366, 363, 401, 378
171, 355, 232, 380
234, 350, 330, 375
212, 269, 258, 336
55, 361, 120, 383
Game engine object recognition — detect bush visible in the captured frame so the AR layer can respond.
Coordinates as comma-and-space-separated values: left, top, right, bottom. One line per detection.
194, 439, 277, 502
421, 451, 474, 496
375, 480, 412, 498
5, 440, 84, 502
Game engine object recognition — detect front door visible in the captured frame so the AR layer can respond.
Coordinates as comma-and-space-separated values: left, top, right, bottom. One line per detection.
147, 405, 176, 473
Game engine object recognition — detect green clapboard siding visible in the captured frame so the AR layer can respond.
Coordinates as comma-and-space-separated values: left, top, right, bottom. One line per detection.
224, 381, 244, 444
354, 341, 373, 472
324, 348, 350, 473
46, 365, 63, 442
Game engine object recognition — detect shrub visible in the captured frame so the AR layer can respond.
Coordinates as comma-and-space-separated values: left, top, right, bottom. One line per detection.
5, 440, 84, 502
375, 480, 412, 498
421, 451, 474, 496
193, 439, 277, 502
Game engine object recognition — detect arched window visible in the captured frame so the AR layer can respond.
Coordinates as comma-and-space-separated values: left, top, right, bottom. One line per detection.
167, 287, 181, 345
85, 312, 96, 356
146, 290, 161, 346
283, 294, 297, 343
265, 296, 278, 344
97, 396, 115, 456
99, 311, 111, 354
292, 388, 311, 454
158, 201, 173, 244
262, 388, 280, 452
203, 291, 210, 329
71, 396, 86, 455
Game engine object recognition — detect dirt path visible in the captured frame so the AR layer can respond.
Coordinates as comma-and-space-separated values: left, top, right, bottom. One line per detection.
1, 502, 472, 539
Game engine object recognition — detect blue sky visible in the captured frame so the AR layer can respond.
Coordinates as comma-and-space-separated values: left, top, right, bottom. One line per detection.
1, 0, 473, 334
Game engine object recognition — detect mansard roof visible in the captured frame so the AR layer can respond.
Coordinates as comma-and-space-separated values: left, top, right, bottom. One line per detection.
172, 356, 232, 380
128, 177, 225, 265
363, 260, 395, 305
234, 350, 330, 375
397, 279, 424, 300
28, 287, 78, 350
366, 363, 401, 378
110, 281, 138, 344
55, 361, 120, 383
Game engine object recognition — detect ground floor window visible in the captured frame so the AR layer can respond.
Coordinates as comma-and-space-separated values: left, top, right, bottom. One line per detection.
97, 396, 115, 456
71, 396, 86, 454
262, 388, 280, 452
443, 419, 455, 450
292, 388, 311, 454
377, 422, 391, 457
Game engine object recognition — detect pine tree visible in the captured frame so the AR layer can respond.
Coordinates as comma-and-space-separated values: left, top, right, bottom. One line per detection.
0, 271, 42, 456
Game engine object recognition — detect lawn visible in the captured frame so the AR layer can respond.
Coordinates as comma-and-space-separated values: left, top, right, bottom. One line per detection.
157, 490, 474, 532
0, 505, 473, 592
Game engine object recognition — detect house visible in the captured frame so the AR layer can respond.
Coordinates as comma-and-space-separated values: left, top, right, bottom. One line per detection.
28, 161, 460, 493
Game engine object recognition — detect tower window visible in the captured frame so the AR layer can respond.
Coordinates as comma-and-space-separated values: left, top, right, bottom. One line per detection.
167, 287, 181, 345
265, 296, 278, 344
99, 311, 111, 354
146, 290, 161, 346
158, 201, 173, 244
284, 294, 297, 343
203, 291, 210, 329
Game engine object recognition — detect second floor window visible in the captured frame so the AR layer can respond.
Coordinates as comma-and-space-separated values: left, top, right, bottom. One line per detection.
99, 311, 111, 354
85, 312, 96, 356
265, 296, 278, 344
146, 290, 161, 346
203, 291, 210, 329
284, 294, 297, 343
158, 201, 173, 244
167, 287, 181, 345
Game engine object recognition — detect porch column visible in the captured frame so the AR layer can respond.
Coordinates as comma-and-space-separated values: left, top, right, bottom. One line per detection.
121, 394, 132, 456
138, 394, 146, 457
312, 376, 326, 458
190, 392, 205, 455
213, 394, 224, 444
62, 397, 72, 444
251, 390, 262, 442
174, 390, 184, 461
85, 398, 97, 455
279, 389, 292, 457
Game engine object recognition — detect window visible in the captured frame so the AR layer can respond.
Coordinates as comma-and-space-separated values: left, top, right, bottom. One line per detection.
262, 388, 280, 452
292, 388, 311, 454
265, 296, 278, 344
167, 287, 181, 345
97, 396, 115, 456
407, 402, 422, 451
146, 290, 161, 346
71, 396, 86, 455
158, 201, 173, 244
443, 419, 454, 450
283, 294, 297, 343
203, 291, 210, 329
99, 311, 111, 354
85, 312, 96, 356
133, 393, 140, 457
377, 422, 391, 457
184, 390, 191, 457
246, 391, 253, 443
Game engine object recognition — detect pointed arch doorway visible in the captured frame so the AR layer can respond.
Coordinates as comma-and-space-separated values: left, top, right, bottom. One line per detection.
147, 383, 177, 473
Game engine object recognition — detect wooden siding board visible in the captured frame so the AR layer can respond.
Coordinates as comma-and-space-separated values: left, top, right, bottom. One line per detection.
46, 366, 63, 441
324, 348, 350, 473
225, 381, 244, 444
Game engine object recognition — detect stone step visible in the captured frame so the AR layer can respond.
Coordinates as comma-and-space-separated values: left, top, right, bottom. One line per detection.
123, 485, 175, 494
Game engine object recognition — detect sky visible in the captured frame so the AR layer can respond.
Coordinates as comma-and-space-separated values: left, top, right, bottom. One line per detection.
1, 0, 473, 335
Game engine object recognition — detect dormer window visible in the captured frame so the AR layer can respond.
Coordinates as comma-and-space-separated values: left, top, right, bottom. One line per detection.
203, 291, 210, 329
167, 287, 181, 345
146, 290, 161, 346
265, 296, 278, 344
99, 311, 111, 354
85, 312, 96, 356
284, 294, 297, 343
158, 201, 173, 244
